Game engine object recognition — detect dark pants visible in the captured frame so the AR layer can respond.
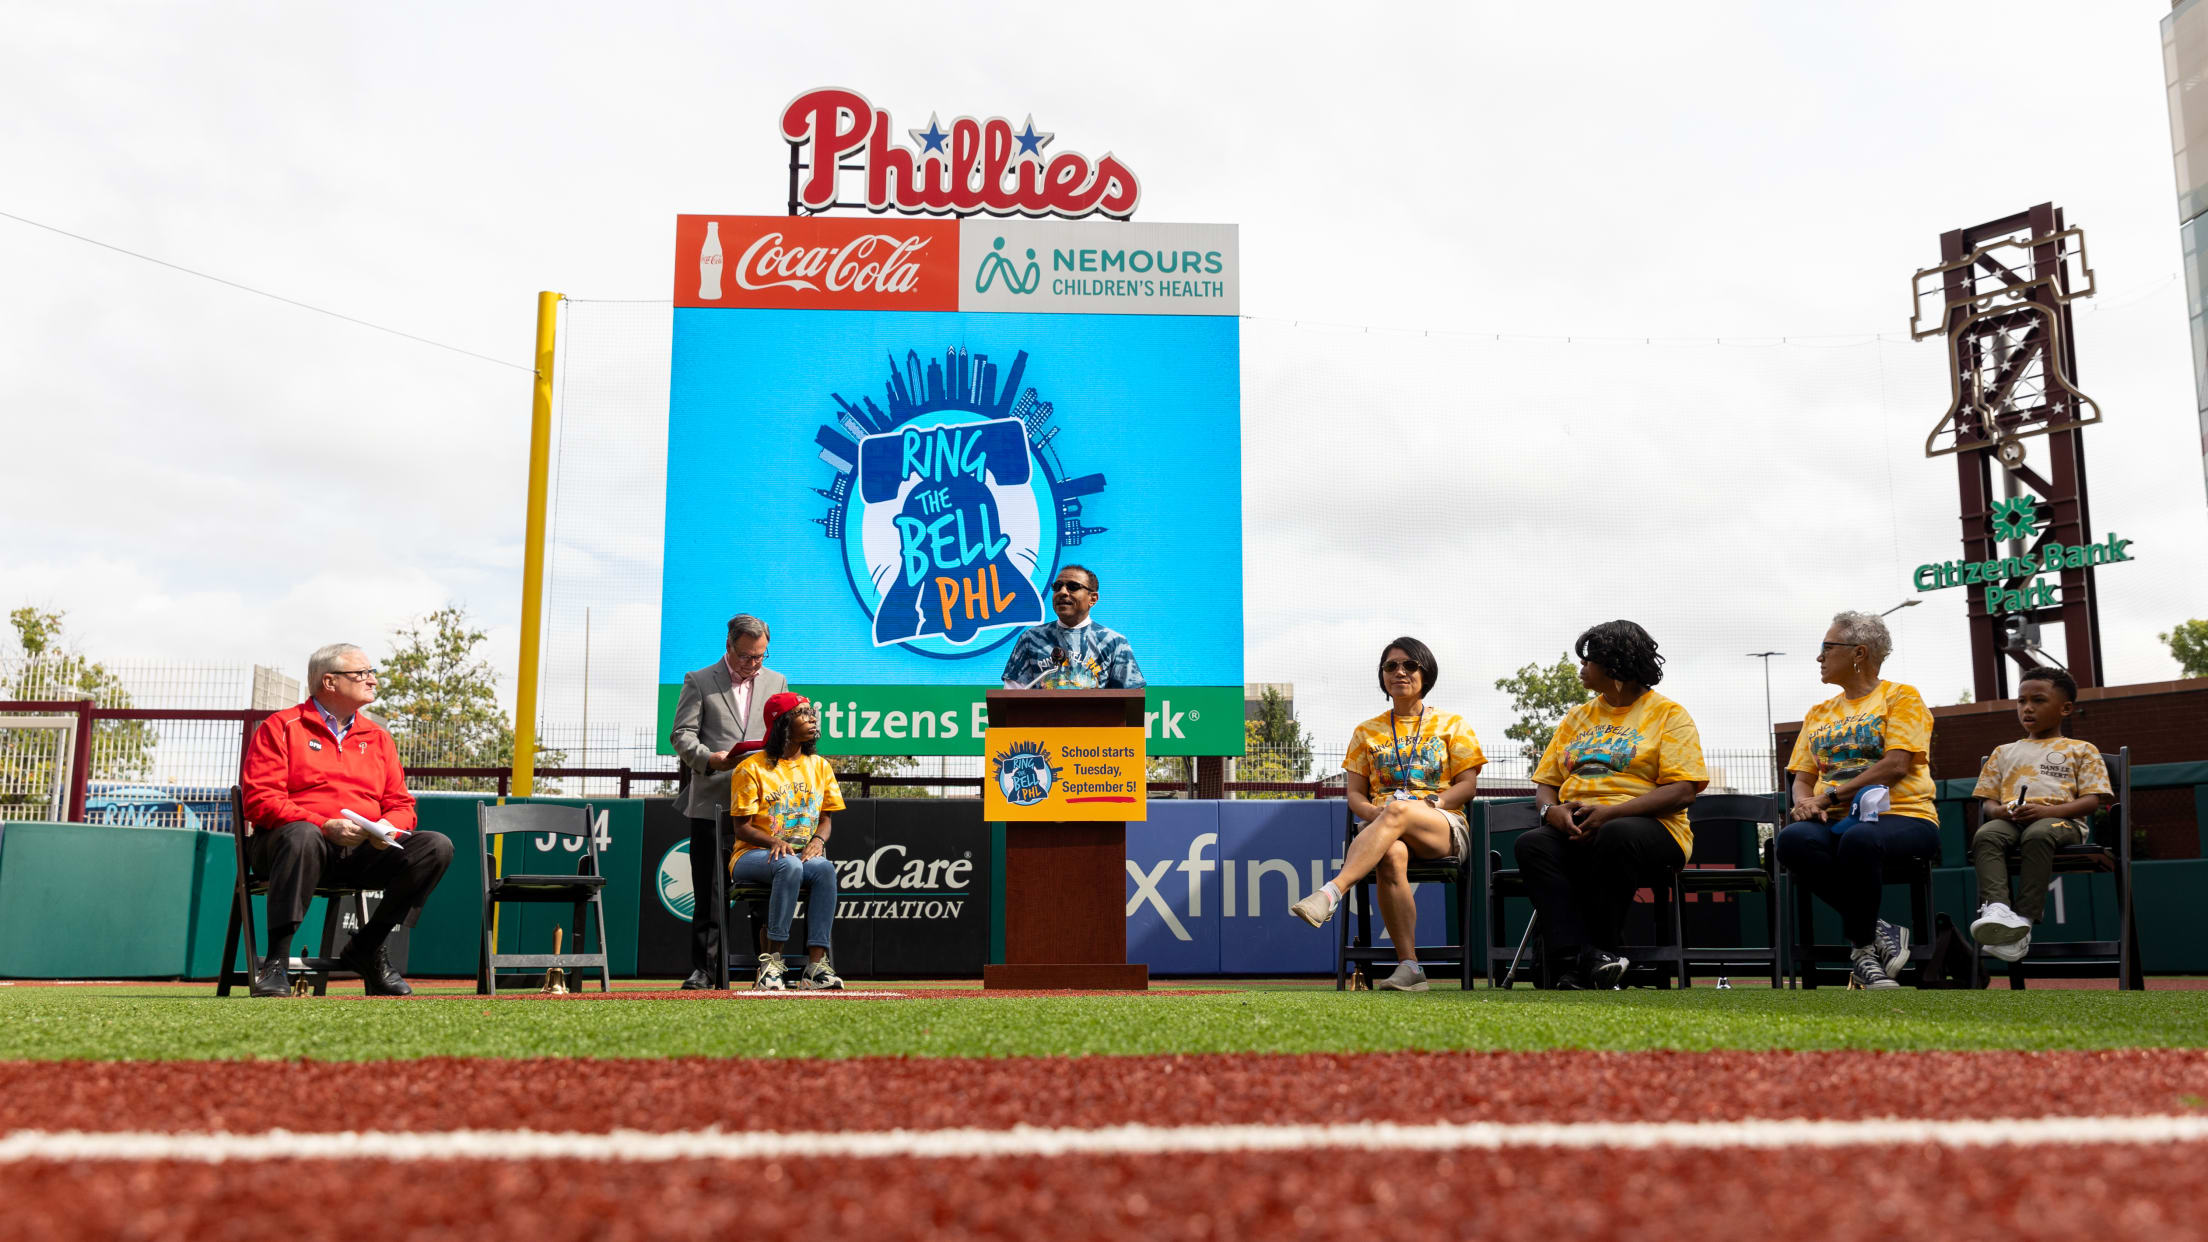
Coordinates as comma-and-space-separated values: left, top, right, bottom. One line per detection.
249, 821, 454, 947
1514, 816, 1685, 957
1775, 814, 1941, 947
688, 816, 729, 974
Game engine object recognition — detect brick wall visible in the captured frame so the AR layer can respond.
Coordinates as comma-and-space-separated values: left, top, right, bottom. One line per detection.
1775, 677, 2208, 860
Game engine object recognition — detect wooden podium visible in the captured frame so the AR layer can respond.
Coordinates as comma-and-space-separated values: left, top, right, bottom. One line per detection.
982, 688, 1150, 991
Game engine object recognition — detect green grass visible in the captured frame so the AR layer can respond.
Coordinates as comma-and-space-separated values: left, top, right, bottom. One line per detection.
3, 984, 2205, 1061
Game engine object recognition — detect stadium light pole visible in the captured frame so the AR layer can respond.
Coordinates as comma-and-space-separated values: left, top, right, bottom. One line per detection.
1747, 651, 1784, 792
1880, 599, 1921, 617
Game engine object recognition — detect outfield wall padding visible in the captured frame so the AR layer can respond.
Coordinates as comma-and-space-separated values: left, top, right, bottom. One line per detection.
3, 793, 2203, 980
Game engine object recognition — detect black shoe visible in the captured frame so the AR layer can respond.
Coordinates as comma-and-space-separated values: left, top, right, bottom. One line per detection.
1582, 949, 1631, 989
249, 960, 291, 998
1549, 970, 1588, 990
680, 969, 715, 991
339, 941, 412, 996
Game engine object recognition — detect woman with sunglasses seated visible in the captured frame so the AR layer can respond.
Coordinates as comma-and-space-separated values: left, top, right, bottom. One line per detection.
997, 564, 1145, 690
1774, 610, 1940, 991
1289, 636, 1484, 992
1519, 620, 1708, 989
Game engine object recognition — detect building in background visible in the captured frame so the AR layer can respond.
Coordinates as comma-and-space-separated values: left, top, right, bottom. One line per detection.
1243, 682, 1293, 721
2164, 0, 2208, 499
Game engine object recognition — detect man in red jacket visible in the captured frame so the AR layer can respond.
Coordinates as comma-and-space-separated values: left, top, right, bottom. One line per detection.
239, 642, 454, 997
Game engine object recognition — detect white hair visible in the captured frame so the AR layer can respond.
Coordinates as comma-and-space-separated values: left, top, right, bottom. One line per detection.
307, 643, 365, 687
1829, 611, 1893, 664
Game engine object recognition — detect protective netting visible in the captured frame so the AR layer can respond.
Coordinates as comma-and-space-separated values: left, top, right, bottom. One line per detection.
533, 286, 2208, 789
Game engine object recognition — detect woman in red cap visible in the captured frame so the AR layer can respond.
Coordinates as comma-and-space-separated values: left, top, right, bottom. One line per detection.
728, 692, 845, 990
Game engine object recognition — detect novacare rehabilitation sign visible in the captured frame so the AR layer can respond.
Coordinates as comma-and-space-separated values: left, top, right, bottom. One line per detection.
655, 215, 1243, 756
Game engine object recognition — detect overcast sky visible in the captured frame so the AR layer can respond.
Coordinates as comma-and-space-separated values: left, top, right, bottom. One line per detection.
5, 1, 2204, 769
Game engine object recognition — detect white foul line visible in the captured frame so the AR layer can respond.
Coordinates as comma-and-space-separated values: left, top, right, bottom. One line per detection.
4, 1115, 2208, 1164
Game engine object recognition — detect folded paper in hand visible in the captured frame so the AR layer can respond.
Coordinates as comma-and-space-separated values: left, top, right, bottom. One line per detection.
341, 809, 408, 850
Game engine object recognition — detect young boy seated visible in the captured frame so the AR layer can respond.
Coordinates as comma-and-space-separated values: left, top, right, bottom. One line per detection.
1967, 667, 2111, 962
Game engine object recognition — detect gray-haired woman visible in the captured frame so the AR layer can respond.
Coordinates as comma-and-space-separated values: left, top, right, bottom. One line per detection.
1774, 611, 1942, 990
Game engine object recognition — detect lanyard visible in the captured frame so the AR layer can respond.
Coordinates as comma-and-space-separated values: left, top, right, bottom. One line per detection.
1388, 707, 1427, 780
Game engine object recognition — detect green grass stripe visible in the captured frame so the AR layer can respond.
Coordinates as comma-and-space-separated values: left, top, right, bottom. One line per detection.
3, 986, 2206, 1062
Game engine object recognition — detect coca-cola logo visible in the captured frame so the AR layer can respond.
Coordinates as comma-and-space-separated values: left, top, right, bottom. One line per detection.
736, 231, 932, 294
782, 87, 1140, 221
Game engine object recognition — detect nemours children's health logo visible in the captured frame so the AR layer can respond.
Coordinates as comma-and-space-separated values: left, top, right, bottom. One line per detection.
812, 345, 1109, 660
656, 839, 694, 921
992, 739, 1057, 806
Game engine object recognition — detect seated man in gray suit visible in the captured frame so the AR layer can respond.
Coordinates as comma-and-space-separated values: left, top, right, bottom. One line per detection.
669, 613, 787, 989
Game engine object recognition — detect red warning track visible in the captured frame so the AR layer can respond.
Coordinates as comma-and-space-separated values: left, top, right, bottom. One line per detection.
5, 1049, 2208, 1133
8, 1051, 2208, 1241
6, 1144, 2208, 1241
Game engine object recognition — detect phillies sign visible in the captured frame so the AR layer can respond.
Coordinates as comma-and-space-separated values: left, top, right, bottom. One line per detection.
782, 87, 1141, 221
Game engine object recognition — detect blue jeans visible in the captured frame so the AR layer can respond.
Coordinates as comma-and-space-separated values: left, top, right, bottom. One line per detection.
730, 851, 838, 950
1775, 814, 1940, 948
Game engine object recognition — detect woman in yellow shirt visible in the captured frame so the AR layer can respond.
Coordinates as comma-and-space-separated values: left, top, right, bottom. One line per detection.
1775, 610, 1941, 990
1521, 621, 1708, 989
1289, 636, 1485, 992
728, 693, 846, 991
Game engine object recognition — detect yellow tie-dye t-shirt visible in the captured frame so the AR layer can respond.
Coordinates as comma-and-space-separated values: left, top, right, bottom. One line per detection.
1344, 709, 1486, 803
1970, 736, 2111, 837
1786, 680, 1937, 823
729, 751, 846, 865
1531, 691, 1709, 859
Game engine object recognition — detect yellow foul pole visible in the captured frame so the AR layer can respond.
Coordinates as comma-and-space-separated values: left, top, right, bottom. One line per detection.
511, 291, 562, 799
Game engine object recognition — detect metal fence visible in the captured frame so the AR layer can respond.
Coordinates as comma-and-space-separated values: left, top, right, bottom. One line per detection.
3, 656, 1784, 823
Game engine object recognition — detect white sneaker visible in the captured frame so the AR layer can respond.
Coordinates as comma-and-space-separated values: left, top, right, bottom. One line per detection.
800, 959, 844, 990
1289, 888, 1337, 928
1970, 902, 2031, 947
1374, 961, 1429, 992
753, 952, 787, 991
1984, 932, 2031, 963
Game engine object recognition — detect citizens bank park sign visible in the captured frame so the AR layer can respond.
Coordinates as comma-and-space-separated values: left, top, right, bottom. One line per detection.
654, 91, 1243, 758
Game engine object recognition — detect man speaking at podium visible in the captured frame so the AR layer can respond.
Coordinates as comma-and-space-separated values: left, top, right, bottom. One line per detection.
998, 565, 1145, 690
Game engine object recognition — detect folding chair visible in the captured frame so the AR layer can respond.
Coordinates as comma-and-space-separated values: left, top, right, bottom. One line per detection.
476, 802, 612, 994
1483, 800, 1544, 988
1482, 799, 1693, 988
1786, 831, 1940, 989
1967, 747, 2141, 990
1679, 793, 1788, 989
1335, 801, 1474, 990
712, 810, 794, 989
216, 786, 370, 997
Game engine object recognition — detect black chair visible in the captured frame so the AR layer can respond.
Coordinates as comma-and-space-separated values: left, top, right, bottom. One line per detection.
1335, 801, 1474, 990
1679, 793, 1788, 989
1483, 798, 1691, 988
216, 785, 370, 997
1967, 747, 2141, 990
1483, 799, 1543, 988
476, 802, 612, 994
712, 810, 794, 989
1785, 811, 1941, 988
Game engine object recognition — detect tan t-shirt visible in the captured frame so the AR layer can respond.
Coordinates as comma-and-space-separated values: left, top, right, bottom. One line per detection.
1971, 737, 2111, 836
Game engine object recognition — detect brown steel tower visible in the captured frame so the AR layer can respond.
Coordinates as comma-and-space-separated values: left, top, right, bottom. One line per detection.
1911, 203, 2105, 700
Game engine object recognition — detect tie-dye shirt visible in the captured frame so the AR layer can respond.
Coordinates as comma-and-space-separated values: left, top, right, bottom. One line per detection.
1344, 709, 1486, 804
1533, 691, 1709, 859
1787, 680, 1938, 823
1971, 736, 2111, 837
998, 620, 1145, 690
728, 751, 845, 865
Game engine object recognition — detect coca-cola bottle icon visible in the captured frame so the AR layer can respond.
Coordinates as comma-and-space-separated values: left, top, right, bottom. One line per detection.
698, 221, 723, 300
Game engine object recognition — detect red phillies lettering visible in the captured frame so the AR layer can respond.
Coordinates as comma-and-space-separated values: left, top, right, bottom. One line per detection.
782, 88, 874, 209
783, 87, 1142, 220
